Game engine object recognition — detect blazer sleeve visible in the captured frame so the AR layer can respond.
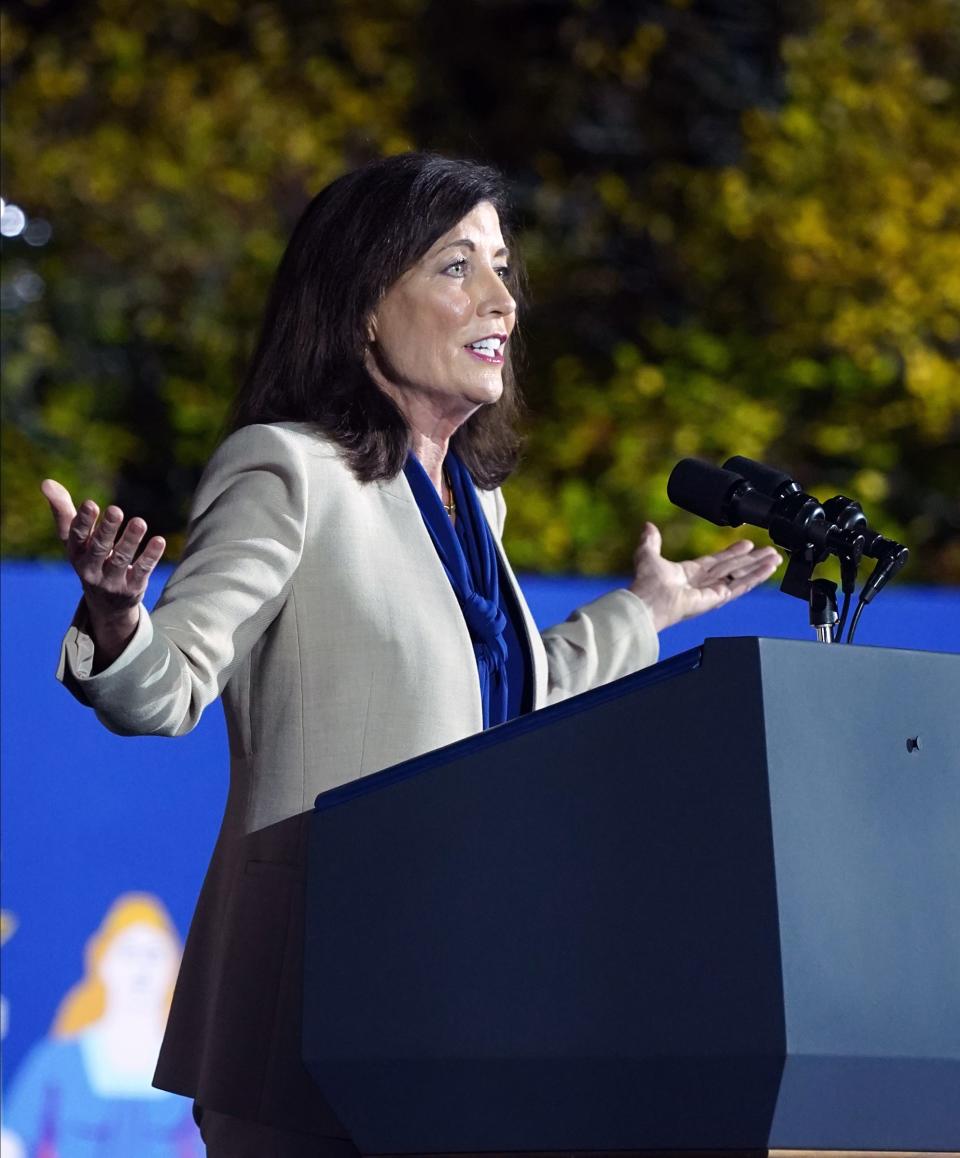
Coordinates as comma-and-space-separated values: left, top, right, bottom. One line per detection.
56, 424, 308, 737
540, 588, 658, 703
491, 486, 659, 704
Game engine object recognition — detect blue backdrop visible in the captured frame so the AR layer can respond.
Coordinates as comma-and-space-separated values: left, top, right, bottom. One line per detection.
2, 559, 958, 1093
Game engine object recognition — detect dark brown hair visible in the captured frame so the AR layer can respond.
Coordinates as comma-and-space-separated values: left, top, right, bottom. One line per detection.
230, 152, 524, 488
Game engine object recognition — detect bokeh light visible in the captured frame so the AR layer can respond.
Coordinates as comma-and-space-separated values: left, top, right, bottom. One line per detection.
12, 271, 45, 302
23, 219, 53, 247
0, 203, 27, 238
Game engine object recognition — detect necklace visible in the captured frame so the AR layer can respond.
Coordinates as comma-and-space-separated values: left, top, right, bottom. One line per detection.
442, 469, 456, 518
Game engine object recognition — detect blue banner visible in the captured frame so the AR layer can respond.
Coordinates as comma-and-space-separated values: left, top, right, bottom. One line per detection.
2, 560, 957, 1154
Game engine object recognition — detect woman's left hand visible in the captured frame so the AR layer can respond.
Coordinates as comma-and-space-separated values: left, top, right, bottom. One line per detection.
629, 522, 782, 633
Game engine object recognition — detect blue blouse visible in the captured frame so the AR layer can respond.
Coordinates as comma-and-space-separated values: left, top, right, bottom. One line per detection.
403, 451, 532, 727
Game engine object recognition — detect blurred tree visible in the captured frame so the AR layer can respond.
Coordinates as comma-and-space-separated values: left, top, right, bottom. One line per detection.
3, 0, 958, 583
1, 0, 419, 554
412, 0, 960, 580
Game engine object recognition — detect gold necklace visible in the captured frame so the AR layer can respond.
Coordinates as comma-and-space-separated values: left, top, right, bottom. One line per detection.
442, 469, 456, 518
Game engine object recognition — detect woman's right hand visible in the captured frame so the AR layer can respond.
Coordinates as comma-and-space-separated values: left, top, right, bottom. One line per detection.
41, 479, 167, 667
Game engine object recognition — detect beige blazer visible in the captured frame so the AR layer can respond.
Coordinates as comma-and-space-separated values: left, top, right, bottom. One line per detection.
57, 421, 658, 1137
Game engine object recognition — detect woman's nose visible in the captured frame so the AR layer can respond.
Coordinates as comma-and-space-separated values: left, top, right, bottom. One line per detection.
478, 269, 516, 317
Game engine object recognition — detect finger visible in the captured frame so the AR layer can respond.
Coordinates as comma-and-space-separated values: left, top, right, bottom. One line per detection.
701, 545, 781, 583
682, 539, 753, 577
634, 521, 662, 558
41, 479, 78, 543
692, 549, 780, 598
102, 517, 148, 572
715, 549, 782, 582
724, 556, 782, 598
747, 548, 782, 573
707, 539, 758, 568
68, 499, 101, 550
130, 536, 167, 579
86, 505, 124, 560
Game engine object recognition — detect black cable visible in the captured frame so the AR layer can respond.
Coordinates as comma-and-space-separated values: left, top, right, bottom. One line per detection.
846, 597, 867, 644
835, 589, 852, 640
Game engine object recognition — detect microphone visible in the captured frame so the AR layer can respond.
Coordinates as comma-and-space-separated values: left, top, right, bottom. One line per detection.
725, 457, 906, 565
671, 454, 910, 643
859, 546, 909, 604
666, 458, 855, 560
721, 457, 909, 603
723, 455, 801, 502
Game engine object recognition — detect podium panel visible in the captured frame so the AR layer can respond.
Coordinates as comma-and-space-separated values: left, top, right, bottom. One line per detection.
304, 639, 960, 1153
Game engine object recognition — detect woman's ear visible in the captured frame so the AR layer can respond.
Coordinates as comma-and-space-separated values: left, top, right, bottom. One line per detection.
365, 314, 377, 344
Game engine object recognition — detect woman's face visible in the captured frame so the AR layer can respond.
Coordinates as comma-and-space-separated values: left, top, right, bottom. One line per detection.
366, 201, 517, 422
97, 922, 178, 1012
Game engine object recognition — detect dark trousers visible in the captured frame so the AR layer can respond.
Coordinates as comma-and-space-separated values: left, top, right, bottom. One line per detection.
194, 1104, 361, 1158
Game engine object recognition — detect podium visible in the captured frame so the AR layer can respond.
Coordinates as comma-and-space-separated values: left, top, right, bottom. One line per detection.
304, 638, 960, 1154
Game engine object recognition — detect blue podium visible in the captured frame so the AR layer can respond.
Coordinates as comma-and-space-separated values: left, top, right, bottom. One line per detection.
304, 638, 960, 1154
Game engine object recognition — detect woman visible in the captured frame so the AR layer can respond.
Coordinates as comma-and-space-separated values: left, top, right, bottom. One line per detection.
4, 894, 202, 1158
42, 153, 779, 1155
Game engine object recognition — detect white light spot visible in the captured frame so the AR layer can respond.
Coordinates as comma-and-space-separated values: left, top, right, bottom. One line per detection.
0, 204, 26, 237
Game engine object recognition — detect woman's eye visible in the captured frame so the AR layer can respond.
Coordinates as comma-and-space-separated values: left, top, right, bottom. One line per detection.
443, 257, 511, 281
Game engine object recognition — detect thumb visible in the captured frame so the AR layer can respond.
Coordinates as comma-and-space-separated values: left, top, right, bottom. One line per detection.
637, 521, 662, 557
40, 479, 77, 543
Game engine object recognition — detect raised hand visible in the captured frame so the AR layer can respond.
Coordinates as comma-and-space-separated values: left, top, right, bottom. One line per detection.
41, 478, 167, 665
629, 521, 781, 633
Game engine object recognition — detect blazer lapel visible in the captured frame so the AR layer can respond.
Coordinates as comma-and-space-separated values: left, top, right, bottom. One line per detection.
373, 470, 484, 719
380, 471, 549, 715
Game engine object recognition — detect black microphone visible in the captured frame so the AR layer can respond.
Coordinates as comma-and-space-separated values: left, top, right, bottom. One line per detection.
725, 457, 907, 565
724, 457, 864, 581
723, 455, 801, 502
822, 495, 908, 565
717, 456, 910, 627
666, 458, 850, 558
859, 546, 910, 604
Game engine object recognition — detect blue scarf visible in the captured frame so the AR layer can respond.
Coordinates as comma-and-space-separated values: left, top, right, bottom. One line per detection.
403, 450, 509, 728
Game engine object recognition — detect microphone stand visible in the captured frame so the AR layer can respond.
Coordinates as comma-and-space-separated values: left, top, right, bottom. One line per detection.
809, 578, 839, 643
779, 545, 841, 644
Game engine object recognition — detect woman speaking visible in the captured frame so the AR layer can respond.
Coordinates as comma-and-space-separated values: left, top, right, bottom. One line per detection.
42, 153, 779, 1156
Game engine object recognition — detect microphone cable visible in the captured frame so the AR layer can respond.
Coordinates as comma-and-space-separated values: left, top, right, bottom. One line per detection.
835, 588, 853, 640
846, 597, 867, 644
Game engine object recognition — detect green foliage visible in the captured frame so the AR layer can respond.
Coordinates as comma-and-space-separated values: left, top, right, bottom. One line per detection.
494, 0, 960, 580
1, 0, 419, 553
3, 0, 958, 581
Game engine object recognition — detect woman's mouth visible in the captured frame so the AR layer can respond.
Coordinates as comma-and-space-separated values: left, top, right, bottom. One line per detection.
464, 335, 506, 365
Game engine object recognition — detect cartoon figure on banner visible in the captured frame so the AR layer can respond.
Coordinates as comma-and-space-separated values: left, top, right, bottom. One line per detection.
2, 909, 26, 1158
3, 894, 202, 1157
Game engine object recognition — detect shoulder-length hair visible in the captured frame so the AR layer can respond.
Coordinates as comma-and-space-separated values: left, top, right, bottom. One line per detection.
52, 893, 181, 1037
230, 152, 525, 488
